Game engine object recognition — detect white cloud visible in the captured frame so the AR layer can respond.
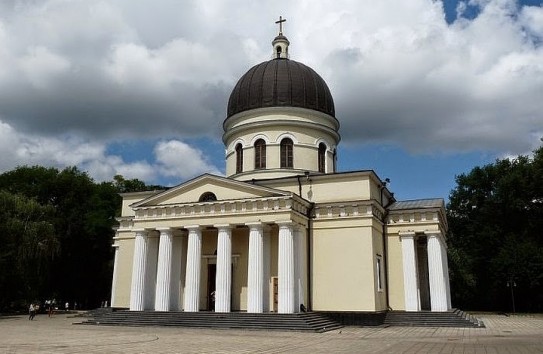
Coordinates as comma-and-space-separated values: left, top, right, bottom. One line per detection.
0, 0, 541, 181
155, 140, 222, 179
0, 119, 221, 185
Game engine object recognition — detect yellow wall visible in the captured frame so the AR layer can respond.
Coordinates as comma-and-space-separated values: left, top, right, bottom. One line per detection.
311, 223, 377, 311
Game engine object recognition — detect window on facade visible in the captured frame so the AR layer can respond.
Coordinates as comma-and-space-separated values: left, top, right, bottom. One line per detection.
318, 143, 327, 173
235, 143, 243, 173
333, 148, 337, 172
254, 139, 266, 169
276, 46, 282, 58
280, 138, 293, 168
376, 256, 383, 291
199, 192, 217, 202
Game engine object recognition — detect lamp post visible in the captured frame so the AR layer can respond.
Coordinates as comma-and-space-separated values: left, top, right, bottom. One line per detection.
506, 278, 516, 314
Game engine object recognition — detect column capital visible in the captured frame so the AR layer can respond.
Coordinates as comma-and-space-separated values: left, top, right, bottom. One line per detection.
276, 220, 294, 227
185, 225, 201, 231
133, 228, 150, 234
156, 227, 174, 234
245, 222, 263, 231
424, 231, 445, 244
215, 223, 233, 230
399, 231, 416, 239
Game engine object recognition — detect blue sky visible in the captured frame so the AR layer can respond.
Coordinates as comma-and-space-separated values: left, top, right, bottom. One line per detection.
0, 0, 541, 203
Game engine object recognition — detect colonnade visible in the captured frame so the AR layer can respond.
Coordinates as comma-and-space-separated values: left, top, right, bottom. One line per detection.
128, 221, 307, 313
400, 231, 452, 312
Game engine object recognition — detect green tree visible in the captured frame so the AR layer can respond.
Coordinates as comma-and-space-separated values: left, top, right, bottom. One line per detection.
447, 145, 543, 312
0, 191, 58, 310
0, 166, 164, 311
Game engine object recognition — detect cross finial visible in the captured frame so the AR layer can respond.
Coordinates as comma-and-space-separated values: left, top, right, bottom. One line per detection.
275, 16, 286, 35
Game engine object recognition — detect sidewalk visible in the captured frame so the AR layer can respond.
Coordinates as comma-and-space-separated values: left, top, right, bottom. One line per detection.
0, 313, 542, 353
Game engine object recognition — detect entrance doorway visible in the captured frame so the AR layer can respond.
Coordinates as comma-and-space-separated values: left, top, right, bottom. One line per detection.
416, 237, 431, 310
272, 277, 278, 312
207, 264, 216, 311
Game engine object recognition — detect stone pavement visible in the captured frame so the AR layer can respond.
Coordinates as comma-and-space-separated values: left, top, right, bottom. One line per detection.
0, 313, 542, 353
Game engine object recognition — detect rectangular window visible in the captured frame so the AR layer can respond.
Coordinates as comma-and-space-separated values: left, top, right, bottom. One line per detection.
376, 256, 383, 291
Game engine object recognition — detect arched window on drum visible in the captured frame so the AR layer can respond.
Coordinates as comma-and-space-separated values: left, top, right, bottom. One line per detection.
280, 138, 293, 169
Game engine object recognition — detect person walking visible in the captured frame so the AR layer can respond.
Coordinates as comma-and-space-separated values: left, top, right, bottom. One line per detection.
28, 303, 36, 320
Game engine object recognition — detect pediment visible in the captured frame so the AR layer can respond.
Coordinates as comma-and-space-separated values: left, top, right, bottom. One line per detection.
131, 174, 291, 208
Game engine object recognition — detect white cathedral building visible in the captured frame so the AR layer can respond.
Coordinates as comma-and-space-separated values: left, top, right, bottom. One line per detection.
110, 22, 451, 317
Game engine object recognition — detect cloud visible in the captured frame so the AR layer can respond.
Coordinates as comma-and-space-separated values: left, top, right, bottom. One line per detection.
0, 0, 541, 184
154, 140, 222, 179
0, 120, 221, 184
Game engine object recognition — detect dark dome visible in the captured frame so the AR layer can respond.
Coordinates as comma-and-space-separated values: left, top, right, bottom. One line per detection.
227, 58, 335, 118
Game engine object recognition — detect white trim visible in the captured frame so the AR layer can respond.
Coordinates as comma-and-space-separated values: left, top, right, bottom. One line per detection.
250, 134, 271, 145
276, 132, 298, 144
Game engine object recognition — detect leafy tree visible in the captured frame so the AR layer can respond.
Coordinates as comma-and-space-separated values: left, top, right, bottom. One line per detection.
0, 166, 164, 311
447, 145, 543, 312
0, 191, 58, 309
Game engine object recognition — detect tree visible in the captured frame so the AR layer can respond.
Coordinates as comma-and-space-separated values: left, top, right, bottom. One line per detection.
0, 166, 164, 311
0, 191, 58, 309
447, 145, 543, 312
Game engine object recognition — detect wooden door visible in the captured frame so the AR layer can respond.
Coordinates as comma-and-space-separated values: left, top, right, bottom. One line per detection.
272, 277, 278, 312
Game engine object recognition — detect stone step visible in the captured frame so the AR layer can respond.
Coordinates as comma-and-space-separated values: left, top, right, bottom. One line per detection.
384, 309, 484, 328
77, 310, 343, 333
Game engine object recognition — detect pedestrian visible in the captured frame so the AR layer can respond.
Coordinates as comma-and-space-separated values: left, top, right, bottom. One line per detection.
28, 303, 36, 320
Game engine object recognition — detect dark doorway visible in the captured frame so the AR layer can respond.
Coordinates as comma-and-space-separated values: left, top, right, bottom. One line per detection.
416, 237, 431, 310
207, 264, 216, 311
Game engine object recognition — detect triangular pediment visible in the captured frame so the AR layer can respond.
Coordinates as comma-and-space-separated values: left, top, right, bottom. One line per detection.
131, 173, 291, 208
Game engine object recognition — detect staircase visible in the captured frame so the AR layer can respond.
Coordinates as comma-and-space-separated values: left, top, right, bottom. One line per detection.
384, 309, 484, 327
76, 310, 343, 333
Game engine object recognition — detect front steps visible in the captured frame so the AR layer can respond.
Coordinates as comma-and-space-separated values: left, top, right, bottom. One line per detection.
77, 310, 343, 333
76, 308, 483, 331
384, 309, 484, 328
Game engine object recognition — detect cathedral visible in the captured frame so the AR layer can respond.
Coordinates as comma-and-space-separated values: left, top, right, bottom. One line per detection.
110, 20, 451, 317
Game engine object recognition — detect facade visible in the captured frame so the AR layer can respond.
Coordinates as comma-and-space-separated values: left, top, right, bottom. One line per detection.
110, 24, 451, 315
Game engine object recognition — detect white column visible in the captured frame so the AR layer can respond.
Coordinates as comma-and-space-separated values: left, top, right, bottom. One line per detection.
110, 245, 119, 308
400, 232, 420, 311
427, 232, 448, 311
130, 229, 148, 311
263, 226, 271, 312
170, 231, 185, 311
278, 222, 295, 313
247, 223, 264, 313
183, 226, 202, 312
154, 228, 174, 311
215, 225, 232, 313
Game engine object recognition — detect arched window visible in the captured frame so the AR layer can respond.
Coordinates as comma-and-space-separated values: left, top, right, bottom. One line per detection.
254, 139, 266, 169
235, 143, 243, 173
276, 46, 282, 58
199, 192, 217, 202
280, 138, 293, 168
318, 143, 327, 173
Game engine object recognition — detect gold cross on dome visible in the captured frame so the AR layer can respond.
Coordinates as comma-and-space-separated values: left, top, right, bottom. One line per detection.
275, 16, 286, 35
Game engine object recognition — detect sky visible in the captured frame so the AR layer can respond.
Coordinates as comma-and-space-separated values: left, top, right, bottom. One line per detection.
0, 0, 541, 202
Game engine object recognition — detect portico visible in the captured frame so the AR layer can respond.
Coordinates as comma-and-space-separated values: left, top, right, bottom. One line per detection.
117, 176, 311, 314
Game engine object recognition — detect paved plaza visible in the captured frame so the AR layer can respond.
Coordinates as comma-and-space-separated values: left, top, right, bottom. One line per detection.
1, 312, 542, 353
